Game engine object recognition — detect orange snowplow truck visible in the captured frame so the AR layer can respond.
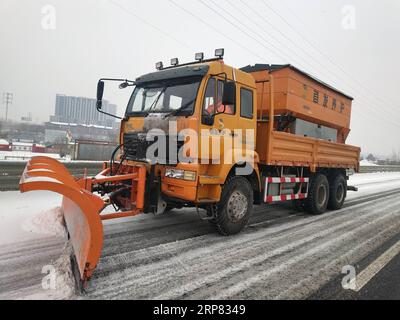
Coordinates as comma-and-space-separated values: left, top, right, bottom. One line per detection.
19, 49, 360, 288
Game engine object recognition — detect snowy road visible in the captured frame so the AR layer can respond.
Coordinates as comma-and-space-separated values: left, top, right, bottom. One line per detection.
1, 172, 400, 300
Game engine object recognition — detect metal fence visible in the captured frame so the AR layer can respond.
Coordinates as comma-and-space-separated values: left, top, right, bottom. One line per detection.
1, 163, 400, 192
74, 140, 118, 161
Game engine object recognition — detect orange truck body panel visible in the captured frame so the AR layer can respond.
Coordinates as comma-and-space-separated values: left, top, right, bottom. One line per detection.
245, 64, 360, 172
256, 125, 360, 172
247, 65, 354, 143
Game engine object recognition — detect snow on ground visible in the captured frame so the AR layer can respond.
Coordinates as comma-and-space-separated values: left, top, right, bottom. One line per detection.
347, 172, 400, 200
0, 191, 64, 246
0, 151, 60, 161
0, 171, 399, 300
1, 172, 398, 246
360, 160, 379, 167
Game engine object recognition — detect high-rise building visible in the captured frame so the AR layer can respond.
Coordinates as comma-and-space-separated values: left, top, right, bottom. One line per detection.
50, 94, 117, 128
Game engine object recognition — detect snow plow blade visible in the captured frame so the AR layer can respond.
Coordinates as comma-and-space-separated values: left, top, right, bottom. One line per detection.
19, 157, 105, 284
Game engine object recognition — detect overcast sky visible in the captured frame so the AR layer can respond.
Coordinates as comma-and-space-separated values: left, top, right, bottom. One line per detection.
0, 0, 399, 156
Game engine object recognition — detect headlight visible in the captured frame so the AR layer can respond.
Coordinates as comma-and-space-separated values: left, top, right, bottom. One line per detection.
183, 171, 197, 181
165, 169, 197, 181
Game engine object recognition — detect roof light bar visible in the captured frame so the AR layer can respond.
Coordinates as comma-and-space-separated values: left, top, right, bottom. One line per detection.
171, 58, 179, 66
156, 61, 163, 70
215, 48, 225, 58
195, 52, 204, 61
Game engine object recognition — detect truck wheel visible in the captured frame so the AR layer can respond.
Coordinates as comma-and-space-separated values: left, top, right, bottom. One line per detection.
305, 174, 329, 215
328, 174, 347, 210
213, 177, 253, 236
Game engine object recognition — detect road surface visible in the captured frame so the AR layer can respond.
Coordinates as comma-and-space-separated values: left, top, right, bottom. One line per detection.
1, 172, 400, 300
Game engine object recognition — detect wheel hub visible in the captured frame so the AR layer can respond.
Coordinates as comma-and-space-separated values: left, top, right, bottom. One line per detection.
336, 184, 344, 202
227, 190, 248, 223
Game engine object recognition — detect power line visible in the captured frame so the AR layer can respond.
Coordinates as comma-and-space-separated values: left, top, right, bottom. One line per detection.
229, 0, 397, 122
2, 93, 13, 121
260, 0, 400, 121
113, 0, 400, 131
198, 0, 296, 65
168, 0, 271, 63
217, 0, 400, 129
108, 0, 193, 51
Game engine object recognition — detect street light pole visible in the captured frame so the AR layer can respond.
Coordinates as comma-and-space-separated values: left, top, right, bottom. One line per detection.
2, 92, 13, 121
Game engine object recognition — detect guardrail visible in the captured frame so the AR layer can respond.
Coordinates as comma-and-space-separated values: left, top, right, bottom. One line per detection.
359, 166, 400, 174
0, 161, 103, 191
1, 162, 400, 192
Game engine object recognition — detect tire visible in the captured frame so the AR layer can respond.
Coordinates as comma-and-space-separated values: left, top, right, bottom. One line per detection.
328, 174, 347, 210
305, 174, 329, 215
212, 176, 254, 236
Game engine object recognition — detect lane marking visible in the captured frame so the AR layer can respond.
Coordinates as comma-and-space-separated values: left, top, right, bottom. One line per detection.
350, 240, 400, 292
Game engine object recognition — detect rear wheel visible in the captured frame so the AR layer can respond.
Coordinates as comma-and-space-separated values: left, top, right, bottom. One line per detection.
328, 174, 347, 210
305, 174, 329, 215
212, 177, 253, 236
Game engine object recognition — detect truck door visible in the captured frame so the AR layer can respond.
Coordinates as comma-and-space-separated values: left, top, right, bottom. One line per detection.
232, 85, 257, 175
200, 76, 238, 165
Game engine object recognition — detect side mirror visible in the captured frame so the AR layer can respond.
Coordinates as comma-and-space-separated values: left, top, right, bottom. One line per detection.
96, 81, 105, 109
119, 82, 129, 89
222, 81, 236, 106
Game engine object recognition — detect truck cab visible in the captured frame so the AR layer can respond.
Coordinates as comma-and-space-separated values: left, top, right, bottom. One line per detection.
116, 54, 261, 227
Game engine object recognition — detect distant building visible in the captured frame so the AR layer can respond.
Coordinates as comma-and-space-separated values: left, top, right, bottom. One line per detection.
50, 94, 118, 128
0, 140, 60, 161
21, 113, 33, 122
0, 120, 45, 143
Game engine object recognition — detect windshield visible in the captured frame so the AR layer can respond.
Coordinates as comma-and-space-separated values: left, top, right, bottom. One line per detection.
126, 77, 202, 116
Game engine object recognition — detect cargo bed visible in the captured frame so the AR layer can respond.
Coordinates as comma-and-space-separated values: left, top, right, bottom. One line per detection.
256, 123, 360, 172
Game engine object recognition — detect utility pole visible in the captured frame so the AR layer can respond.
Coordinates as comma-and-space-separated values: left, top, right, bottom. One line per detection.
2, 92, 13, 121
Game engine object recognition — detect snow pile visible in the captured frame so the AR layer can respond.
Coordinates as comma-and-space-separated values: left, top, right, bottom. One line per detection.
360, 159, 379, 167
22, 207, 67, 239
50, 243, 76, 299
21, 243, 76, 300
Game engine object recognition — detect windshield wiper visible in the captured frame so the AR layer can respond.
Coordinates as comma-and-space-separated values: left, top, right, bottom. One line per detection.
163, 99, 196, 118
147, 87, 167, 113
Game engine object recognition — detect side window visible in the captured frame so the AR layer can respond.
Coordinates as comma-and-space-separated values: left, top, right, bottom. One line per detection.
240, 88, 254, 119
203, 78, 216, 115
203, 78, 235, 116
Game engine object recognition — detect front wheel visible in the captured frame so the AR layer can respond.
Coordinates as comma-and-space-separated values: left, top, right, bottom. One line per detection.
212, 177, 254, 236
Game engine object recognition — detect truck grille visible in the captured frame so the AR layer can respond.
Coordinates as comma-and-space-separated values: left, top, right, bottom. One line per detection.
123, 132, 184, 164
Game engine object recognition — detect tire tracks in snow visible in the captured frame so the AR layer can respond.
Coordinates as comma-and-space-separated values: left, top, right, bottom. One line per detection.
84, 189, 400, 299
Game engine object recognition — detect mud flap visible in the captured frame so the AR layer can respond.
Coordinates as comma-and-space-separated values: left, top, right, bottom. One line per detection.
19, 157, 105, 283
